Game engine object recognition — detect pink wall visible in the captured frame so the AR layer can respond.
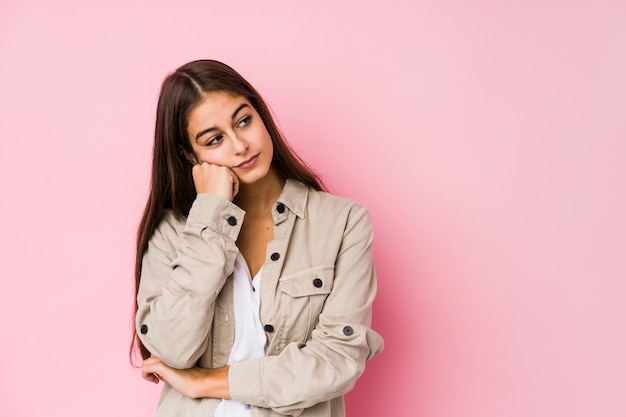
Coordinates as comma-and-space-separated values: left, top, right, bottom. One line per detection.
1, 1, 625, 416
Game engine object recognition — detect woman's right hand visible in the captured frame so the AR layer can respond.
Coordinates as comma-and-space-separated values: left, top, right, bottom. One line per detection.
192, 162, 239, 201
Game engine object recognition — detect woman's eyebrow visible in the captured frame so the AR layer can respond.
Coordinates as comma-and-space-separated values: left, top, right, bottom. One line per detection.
195, 126, 217, 142
231, 103, 250, 120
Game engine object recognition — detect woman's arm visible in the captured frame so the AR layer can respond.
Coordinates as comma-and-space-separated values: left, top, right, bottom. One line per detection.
139, 203, 384, 413
136, 193, 245, 369
142, 356, 231, 400
227, 204, 384, 415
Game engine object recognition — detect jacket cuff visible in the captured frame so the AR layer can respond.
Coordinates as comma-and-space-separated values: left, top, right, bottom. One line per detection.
229, 358, 266, 407
186, 194, 245, 241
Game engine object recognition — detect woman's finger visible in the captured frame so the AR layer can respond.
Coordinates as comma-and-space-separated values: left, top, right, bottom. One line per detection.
230, 169, 240, 199
142, 356, 163, 384
142, 372, 160, 384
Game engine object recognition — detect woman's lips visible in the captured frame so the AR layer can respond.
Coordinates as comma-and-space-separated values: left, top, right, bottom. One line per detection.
235, 154, 259, 169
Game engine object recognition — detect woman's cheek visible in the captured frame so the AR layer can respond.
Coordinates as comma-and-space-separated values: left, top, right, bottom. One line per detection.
197, 150, 227, 166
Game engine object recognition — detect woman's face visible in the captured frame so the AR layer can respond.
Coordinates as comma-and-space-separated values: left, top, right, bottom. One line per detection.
186, 91, 274, 185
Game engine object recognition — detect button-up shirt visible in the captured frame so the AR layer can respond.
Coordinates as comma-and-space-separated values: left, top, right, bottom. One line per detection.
136, 179, 384, 417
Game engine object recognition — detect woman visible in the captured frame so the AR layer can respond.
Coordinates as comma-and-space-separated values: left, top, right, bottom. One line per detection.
133, 59, 383, 417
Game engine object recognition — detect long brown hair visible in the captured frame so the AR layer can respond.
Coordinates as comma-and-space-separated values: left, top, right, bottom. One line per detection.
131, 60, 325, 363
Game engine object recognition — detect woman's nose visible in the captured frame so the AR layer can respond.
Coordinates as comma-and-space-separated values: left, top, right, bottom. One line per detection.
231, 133, 249, 155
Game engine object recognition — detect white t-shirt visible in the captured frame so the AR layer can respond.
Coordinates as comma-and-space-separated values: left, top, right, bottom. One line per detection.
215, 252, 267, 417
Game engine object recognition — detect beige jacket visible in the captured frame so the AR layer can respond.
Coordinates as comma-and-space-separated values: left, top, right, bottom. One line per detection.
136, 179, 384, 417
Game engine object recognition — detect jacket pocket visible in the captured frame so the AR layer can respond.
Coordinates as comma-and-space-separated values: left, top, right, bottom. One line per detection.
278, 266, 335, 345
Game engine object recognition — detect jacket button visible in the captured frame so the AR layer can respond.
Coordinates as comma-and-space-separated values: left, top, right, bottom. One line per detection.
227, 216, 237, 226
264, 324, 274, 333
270, 252, 280, 261
343, 326, 353, 336
313, 278, 323, 288
140, 324, 148, 335
276, 203, 285, 214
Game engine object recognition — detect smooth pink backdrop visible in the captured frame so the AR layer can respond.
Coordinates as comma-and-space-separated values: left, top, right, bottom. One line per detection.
1, 1, 625, 416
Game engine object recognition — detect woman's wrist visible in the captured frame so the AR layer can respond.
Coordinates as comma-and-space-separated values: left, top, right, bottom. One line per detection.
200, 365, 231, 400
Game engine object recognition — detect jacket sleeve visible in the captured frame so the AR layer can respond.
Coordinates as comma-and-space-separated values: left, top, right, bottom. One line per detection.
228, 204, 384, 416
136, 194, 245, 369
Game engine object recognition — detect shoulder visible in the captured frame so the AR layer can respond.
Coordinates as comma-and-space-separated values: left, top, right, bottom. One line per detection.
303, 187, 375, 261
156, 209, 186, 234
147, 209, 186, 253
281, 179, 367, 216
300, 184, 373, 236
307, 188, 368, 217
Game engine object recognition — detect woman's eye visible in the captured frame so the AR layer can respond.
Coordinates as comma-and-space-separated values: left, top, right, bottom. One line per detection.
237, 116, 252, 128
206, 135, 224, 146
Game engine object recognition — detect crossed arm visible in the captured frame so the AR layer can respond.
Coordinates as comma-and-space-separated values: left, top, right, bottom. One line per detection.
142, 357, 230, 400
137, 197, 383, 413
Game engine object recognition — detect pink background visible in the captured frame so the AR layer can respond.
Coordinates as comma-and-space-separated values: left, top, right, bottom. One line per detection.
1, 1, 625, 416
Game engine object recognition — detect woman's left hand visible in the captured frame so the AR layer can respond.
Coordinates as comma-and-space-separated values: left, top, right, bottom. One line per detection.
142, 356, 231, 400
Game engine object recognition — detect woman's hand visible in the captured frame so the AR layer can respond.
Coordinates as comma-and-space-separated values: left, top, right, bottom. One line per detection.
142, 356, 231, 400
192, 162, 239, 201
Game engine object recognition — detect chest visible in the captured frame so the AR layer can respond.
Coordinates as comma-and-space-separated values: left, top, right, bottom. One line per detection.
236, 215, 274, 277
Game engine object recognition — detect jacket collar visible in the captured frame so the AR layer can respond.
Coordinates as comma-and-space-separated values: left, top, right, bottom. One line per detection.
276, 179, 308, 219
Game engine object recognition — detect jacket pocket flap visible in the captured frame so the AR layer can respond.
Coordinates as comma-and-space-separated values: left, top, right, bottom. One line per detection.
280, 266, 335, 297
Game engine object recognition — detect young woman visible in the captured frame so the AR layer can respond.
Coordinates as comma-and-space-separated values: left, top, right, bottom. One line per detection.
133, 59, 383, 417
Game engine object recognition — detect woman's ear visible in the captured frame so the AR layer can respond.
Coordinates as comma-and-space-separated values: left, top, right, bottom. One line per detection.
178, 146, 198, 165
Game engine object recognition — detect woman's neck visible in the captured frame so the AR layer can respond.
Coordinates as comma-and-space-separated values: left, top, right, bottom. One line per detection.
234, 170, 284, 217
